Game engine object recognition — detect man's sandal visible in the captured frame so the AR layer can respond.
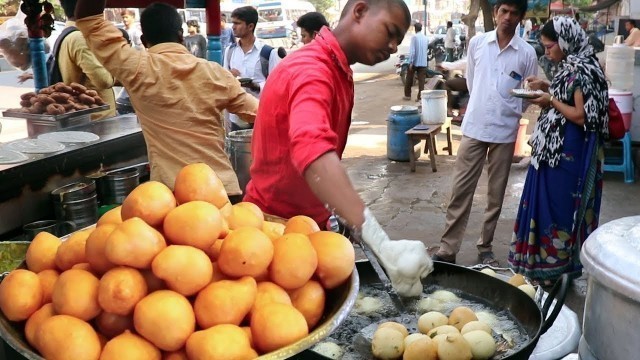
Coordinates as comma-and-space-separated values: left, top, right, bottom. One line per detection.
478, 251, 499, 267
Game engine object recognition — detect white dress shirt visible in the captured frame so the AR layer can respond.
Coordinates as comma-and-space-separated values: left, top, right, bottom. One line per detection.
462, 30, 538, 143
445, 27, 455, 48
224, 39, 280, 127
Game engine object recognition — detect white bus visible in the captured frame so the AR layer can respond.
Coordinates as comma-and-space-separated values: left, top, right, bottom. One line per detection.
255, 1, 315, 39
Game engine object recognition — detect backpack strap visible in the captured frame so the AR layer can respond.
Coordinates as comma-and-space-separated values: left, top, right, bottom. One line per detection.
224, 42, 237, 70
259, 44, 273, 78
46, 26, 78, 84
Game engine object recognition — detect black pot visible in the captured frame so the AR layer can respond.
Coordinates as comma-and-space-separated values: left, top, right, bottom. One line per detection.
422, 262, 569, 359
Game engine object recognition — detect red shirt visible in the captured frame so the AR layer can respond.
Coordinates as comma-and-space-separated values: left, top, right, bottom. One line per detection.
244, 28, 354, 227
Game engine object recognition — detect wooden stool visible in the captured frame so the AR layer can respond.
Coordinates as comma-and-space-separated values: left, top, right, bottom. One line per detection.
405, 119, 453, 172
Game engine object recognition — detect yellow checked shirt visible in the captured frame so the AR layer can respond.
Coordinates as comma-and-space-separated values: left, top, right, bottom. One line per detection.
58, 21, 116, 120
76, 15, 258, 195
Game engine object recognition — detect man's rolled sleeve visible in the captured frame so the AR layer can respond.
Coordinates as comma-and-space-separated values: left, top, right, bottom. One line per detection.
288, 71, 338, 175
76, 15, 143, 89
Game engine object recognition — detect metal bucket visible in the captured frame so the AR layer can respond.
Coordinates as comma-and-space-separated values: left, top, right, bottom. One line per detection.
226, 129, 253, 194
51, 180, 98, 229
95, 168, 140, 205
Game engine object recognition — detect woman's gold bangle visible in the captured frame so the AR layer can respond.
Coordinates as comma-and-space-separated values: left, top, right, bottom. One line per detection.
549, 95, 554, 108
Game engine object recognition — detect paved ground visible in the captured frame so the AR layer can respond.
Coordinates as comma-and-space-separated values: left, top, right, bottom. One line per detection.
342, 75, 640, 335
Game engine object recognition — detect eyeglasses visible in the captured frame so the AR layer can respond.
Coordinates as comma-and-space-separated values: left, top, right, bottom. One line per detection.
543, 42, 558, 50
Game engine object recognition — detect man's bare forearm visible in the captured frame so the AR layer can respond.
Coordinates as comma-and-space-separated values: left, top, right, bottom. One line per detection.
75, 0, 106, 19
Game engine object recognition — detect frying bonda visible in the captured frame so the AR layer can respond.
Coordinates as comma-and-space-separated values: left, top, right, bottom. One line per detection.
24, 303, 55, 348
98, 266, 148, 316
134, 290, 195, 351
151, 245, 213, 296
186, 324, 257, 360
54, 229, 91, 271
51, 269, 100, 321
84, 223, 118, 274
0, 269, 42, 321
36, 269, 59, 304
193, 276, 257, 329
25, 232, 62, 272
105, 217, 167, 269
95, 311, 134, 339
36, 315, 101, 360
100, 330, 161, 360
162, 201, 223, 251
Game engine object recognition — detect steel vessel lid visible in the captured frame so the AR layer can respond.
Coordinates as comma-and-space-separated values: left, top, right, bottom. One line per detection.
390, 105, 419, 114
580, 216, 640, 301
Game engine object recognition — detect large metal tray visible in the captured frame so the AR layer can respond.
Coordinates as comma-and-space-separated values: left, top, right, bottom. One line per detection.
0, 224, 360, 360
2, 105, 110, 122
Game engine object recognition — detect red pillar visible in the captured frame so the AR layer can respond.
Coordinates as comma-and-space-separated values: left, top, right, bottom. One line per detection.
205, 0, 222, 64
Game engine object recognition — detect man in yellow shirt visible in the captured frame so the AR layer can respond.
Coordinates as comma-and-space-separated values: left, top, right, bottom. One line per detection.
624, 20, 640, 47
74, 1, 258, 197
54, 0, 116, 120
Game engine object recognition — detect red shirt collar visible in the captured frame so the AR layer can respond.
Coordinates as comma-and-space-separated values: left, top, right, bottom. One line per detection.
314, 27, 352, 79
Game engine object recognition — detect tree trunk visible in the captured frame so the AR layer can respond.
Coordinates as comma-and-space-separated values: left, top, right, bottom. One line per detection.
462, 0, 481, 45
481, 0, 494, 31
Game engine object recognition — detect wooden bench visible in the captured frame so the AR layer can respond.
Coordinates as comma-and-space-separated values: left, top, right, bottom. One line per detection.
405, 119, 453, 172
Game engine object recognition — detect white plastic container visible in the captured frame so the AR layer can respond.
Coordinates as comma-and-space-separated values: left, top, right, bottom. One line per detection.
420, 90, 447, 124
609, 89, 633, 131
605, 45, 634, 91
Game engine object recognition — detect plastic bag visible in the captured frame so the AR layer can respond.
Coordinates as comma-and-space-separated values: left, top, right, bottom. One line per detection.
0, 10, 31, 71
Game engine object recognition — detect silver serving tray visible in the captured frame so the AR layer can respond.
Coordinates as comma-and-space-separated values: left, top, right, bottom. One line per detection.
2, 105, 110, 122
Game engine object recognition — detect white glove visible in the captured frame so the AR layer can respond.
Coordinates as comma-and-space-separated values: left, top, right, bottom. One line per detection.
361, 208, 434, 297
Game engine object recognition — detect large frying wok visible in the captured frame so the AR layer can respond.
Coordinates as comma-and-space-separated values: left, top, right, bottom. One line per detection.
301, 260, 570, 360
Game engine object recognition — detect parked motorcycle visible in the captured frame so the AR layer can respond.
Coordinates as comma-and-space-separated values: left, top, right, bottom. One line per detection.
395, 53, 444, 86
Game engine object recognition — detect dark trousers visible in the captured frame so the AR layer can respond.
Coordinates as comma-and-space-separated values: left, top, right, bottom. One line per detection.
446, 48, 454, 62
404, 66, 428, 100
444, 77, 468, 110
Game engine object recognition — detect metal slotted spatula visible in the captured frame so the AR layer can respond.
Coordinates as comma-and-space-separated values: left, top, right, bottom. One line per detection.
356, 241, 408, 313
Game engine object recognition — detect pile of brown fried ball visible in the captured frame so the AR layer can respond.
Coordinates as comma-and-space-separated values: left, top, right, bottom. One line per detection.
15, 82, 107, 116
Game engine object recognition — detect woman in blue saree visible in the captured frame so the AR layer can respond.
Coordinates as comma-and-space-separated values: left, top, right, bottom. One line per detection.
508, 16, 609, 285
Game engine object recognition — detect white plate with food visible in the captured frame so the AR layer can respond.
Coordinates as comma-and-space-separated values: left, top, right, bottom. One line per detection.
4, 139, 65, 154
510, 89, 546, 99
37, 131, 100, 144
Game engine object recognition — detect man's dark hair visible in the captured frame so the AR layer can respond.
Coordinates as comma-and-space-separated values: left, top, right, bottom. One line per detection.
140, 2, 183, 45
59, 0, 77, 18
231, 6, 259, 30
447, 21, 453, 27
340, 0, 411, 27
414, 22, 422, 32
540, 19, 558, 42
296, 12, 329, 34
187, 19, 200, 31
627, 20, 637, 28
494, 0, 528, 16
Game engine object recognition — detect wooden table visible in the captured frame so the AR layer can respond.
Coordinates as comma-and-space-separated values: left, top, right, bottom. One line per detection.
405, 119, 453, 172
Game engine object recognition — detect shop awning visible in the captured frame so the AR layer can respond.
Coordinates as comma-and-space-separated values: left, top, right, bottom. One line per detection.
579, 0, 620, 12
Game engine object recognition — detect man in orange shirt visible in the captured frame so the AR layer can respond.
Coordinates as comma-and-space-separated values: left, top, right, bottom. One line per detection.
74, 1, 257, 197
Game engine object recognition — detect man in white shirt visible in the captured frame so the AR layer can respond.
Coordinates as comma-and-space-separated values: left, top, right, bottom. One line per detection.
444, 21, 455, 61
223, 6, 281, 131
624, 20, 640, 47
121, 9, 143, 50
432, 0, 538, 266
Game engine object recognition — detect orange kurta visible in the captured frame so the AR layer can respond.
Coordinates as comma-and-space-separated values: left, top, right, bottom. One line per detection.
76, 15, 257, 195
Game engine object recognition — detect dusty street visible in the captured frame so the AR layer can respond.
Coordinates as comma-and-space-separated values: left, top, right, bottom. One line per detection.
341, 73, 640, 335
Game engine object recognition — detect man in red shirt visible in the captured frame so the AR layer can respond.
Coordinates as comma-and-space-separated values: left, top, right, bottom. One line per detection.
245, 0, 433, 297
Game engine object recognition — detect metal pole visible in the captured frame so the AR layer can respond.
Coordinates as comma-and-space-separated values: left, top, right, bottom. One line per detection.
424, 0, 428, 33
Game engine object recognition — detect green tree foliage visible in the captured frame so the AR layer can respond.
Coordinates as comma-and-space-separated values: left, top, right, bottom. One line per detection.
307, 0, 335, 17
